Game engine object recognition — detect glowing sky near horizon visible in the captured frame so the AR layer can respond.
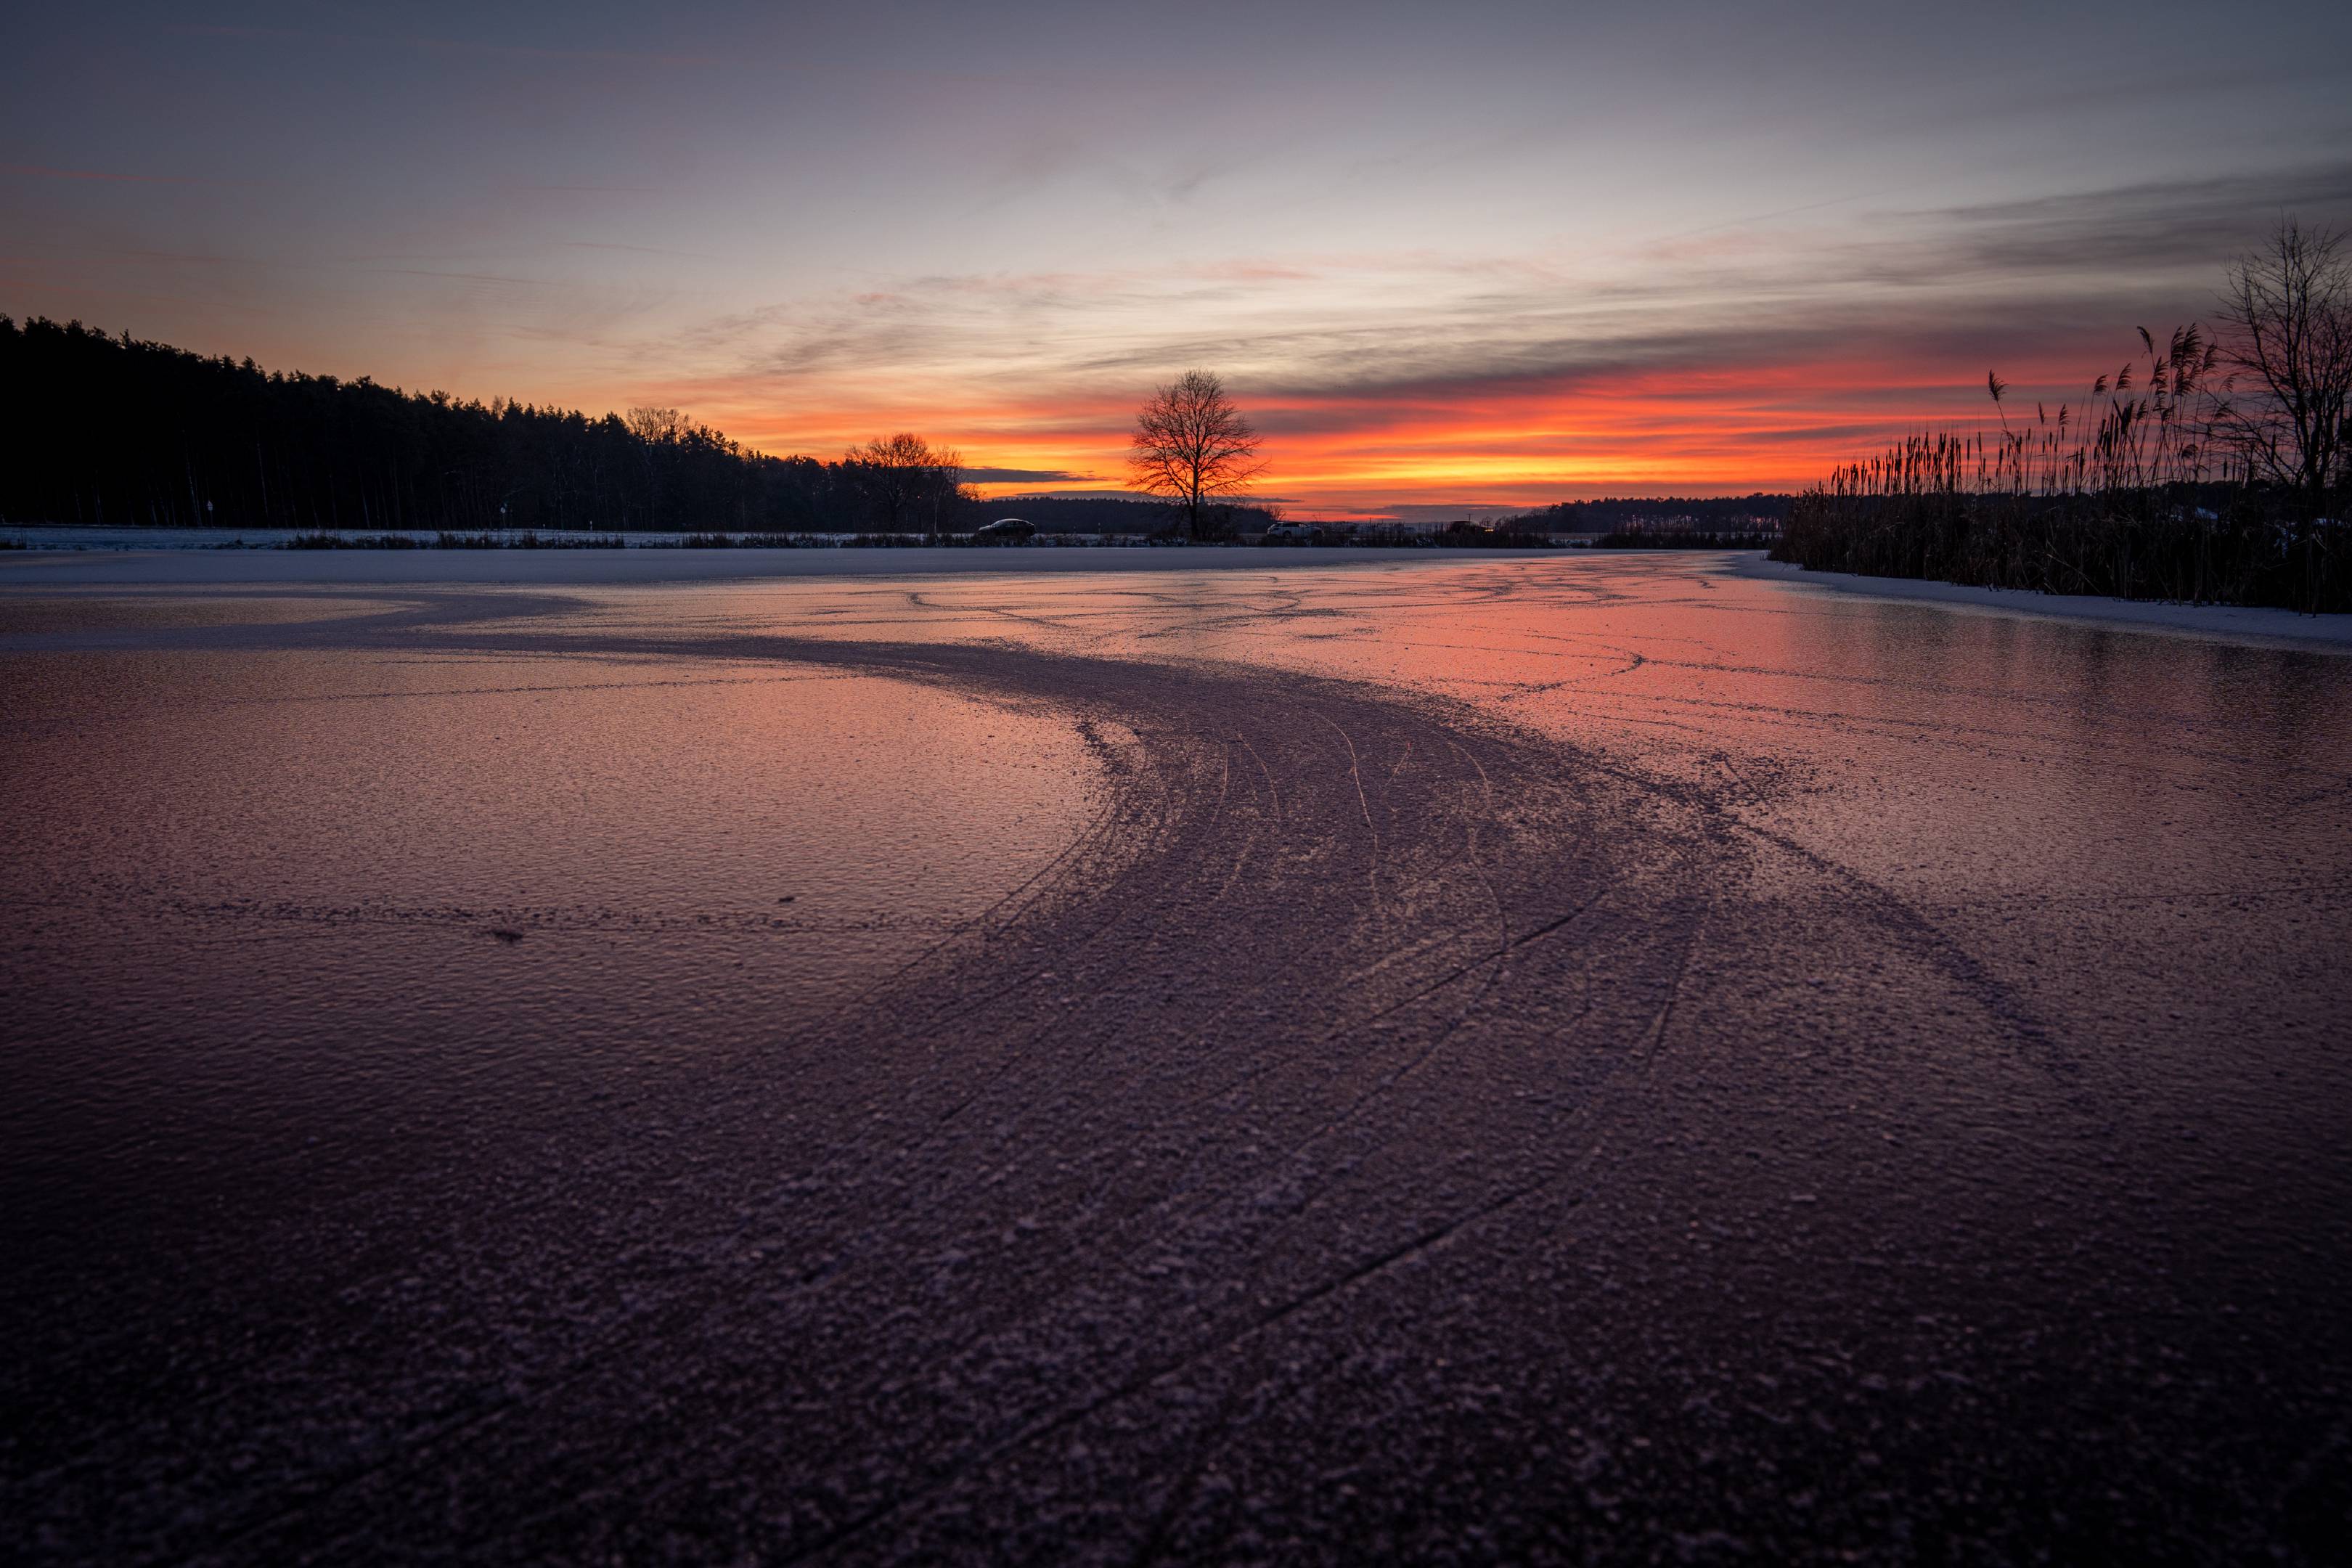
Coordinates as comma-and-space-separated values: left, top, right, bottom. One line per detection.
6, 1, 2350, 517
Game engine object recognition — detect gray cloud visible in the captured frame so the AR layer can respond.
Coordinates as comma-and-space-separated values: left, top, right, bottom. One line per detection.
1879, 160, 2352, 279
682, 158, 2352, 424
961, 466, 1092, 483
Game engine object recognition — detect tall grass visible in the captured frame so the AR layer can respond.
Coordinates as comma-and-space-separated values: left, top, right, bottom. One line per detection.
1592, 528, 1780, 550
1774, 327, 2347, 612
282, 531, 629, 550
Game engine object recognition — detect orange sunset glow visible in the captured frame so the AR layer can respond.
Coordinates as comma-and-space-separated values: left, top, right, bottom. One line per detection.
654, 340, 2130, 517
9, 4, 2343, 517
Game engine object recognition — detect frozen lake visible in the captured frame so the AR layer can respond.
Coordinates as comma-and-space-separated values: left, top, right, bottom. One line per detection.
4, 550, 2348, 1561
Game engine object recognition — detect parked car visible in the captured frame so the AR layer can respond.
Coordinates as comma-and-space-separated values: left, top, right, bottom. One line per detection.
972, 518, 1036, 543
1262, 521, 1320, 545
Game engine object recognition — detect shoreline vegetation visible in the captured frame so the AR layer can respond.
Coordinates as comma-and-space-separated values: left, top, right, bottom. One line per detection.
275, 529, 1226, 550
1, 523, 1792, 553
1769, 346, 2349, 611
0, 317, 1278, 541
0, 314, 1790, 550
1773, 222, 2351, 615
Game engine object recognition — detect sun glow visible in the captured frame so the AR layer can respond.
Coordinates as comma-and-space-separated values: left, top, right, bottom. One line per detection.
677, 344, 2109, 518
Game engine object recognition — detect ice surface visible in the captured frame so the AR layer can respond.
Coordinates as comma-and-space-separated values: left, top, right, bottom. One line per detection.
3, 552, 2348, 1563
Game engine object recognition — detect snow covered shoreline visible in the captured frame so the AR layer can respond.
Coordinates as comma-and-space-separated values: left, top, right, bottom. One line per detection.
0, 541, 1551, 585
1735, 554, 2352, 652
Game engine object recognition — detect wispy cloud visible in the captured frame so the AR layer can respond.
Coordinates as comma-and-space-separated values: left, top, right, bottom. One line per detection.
1, 162, 248, 186
963, 466, 1093, 483
164, 23, 724, 68
560, 241, 711, 259
631, 160, 2351, 504
366, 268, 562, 288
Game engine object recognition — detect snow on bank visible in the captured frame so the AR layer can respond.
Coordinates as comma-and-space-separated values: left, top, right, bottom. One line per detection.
1736, 555, 2352, 653
0, 543, 1551, 587
0, 526, 1159, 552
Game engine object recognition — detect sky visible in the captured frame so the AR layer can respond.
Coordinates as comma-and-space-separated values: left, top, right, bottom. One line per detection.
5, 1, 2351, 518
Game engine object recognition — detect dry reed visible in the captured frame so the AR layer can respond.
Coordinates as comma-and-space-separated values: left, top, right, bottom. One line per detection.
1774, 327, 2346, 612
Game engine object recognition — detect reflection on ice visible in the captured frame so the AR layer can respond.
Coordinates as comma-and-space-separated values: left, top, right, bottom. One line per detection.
4, 551, 2348, 1563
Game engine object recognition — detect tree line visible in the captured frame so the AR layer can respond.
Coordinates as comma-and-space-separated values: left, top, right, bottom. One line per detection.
1509, 494, 1793, 532
0, 317, 981, 535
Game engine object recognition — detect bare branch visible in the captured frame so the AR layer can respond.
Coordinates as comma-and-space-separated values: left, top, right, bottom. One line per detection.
1127, 369, 1265, 540
843, 431, 968, 536
2214, 217, 2352, 513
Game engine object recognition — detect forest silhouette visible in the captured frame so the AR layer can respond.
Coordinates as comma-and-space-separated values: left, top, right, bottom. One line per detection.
0, 317, 1272, 537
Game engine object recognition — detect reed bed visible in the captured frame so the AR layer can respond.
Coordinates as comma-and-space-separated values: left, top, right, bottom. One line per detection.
1593, 528, 1780, 550
1774, 327, 2348, 613
281, 531, 629, 550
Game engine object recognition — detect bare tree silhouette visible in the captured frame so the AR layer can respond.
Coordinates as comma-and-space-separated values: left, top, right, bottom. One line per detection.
1128, 370, 1264, 540
2216, 218, 2352, 520
844, 432, 968, 537
622, 407, 684, 443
